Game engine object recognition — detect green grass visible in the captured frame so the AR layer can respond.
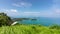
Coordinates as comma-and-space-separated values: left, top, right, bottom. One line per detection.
0, 25, 60, 34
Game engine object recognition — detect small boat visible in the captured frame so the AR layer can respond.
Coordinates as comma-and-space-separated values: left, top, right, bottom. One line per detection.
11, 21, 18, 25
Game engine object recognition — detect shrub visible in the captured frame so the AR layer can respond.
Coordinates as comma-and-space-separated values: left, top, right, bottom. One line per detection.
0, 13, 13, 26
49, 24, 60, 29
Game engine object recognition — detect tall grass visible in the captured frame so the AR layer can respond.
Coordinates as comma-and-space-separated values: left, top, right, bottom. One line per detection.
0, 25, 60, 34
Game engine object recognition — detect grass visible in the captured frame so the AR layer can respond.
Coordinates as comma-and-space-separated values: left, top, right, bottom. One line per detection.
0, 24, 60, 34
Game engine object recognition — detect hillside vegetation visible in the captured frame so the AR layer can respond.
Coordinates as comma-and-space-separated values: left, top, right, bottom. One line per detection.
0, 13, 13, 26
0, 25, 60, 34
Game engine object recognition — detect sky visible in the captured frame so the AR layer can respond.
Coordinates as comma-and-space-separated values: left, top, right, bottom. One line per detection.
0, 0, 60, 18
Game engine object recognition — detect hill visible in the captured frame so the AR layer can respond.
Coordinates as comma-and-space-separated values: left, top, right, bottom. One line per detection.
0, 25, 60, 34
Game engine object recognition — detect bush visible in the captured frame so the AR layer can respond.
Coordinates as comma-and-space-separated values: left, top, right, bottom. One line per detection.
0, 13, 13, 26
49, 24, 60, 29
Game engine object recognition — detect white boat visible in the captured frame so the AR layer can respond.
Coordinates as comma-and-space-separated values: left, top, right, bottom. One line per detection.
11, 21, 18, 25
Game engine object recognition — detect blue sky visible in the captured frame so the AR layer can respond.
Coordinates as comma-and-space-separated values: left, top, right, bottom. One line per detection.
0, 0, 60, 18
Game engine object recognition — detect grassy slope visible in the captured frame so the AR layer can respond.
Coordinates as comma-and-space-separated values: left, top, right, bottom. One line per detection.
0, 25, 60, 34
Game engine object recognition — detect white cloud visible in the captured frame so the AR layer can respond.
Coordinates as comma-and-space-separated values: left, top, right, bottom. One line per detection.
10, 9, 17, 13
22, 12, 40, 17
0, 9, 41, 17
12, 2, 32, 8
0, 9, 20, 17
2, 9, 18, 13
0, 9, 60, 18
23, 12, 40, 14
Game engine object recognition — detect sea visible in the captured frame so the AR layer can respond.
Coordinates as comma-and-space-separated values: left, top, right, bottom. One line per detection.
17, 17, 60, 26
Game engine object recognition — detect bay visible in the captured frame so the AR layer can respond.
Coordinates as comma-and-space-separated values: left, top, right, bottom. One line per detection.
17, 17, 60, 26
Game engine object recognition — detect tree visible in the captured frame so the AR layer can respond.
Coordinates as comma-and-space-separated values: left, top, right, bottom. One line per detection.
0, 13, 13, 26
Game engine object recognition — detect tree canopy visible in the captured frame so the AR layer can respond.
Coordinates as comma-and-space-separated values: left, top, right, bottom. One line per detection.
0, 13, 13, 26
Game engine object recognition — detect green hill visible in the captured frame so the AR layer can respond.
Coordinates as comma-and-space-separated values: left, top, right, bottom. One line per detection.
0, 25, 60, 34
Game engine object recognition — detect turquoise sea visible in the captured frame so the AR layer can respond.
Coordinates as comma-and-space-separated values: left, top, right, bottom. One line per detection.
17, 17, 60, 26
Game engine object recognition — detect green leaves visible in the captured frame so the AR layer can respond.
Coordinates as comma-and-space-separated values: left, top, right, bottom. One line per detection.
49, 24, 60, 29
0, 13, 12, 26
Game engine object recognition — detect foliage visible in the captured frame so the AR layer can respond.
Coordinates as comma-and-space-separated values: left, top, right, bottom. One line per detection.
49, 24, 60, 29
0, 13, 12, 26
0, 25, 60, 34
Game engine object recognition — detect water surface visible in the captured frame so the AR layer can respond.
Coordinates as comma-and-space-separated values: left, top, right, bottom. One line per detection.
17, 17, 60, 26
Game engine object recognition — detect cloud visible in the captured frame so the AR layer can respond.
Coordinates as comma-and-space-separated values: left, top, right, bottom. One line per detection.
0, 9, 20, 17
0, 8, 60, 18
1, 9, 18, 13
22, 12, 40, 17
12, 2, 32, 8
0, 9, 41, 17
10, 9, 18, 13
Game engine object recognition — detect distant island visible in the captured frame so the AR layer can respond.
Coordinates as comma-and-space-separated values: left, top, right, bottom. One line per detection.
12, 18, 37, 21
